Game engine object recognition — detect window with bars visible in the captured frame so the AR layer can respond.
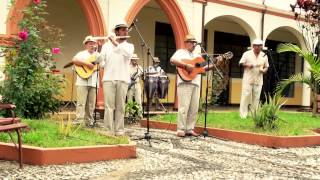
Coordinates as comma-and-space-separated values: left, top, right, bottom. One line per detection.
214, 31, 251, 78
154, 22, 176, 73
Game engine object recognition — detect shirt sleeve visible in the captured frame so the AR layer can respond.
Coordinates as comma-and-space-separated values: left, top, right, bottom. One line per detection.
264, 56, 269, 68
73, 51, 83, 61
170, 49, 182, 64
96, 44, 108, 67
239, 52, 247, 65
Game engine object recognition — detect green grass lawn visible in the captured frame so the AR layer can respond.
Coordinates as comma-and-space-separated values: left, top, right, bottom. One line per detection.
0, 119, 129, 148
154, 111, 320, 136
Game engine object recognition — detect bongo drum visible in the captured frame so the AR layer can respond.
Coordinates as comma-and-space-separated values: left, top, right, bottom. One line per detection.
144, 76, 158, 99
157, 75, 169, 99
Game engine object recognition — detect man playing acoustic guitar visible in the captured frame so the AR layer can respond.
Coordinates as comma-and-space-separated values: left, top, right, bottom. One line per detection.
170, 34, 223, 137
72, 35, 100, 127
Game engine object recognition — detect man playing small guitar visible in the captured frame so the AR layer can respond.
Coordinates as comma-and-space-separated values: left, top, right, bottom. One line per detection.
72, 35, 100, 127
127, 54, 143, 113
170, 34, 223, 137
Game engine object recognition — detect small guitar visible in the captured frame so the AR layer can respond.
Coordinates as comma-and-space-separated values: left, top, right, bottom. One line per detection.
74, 55, 98, 79
177, 51, 233, 82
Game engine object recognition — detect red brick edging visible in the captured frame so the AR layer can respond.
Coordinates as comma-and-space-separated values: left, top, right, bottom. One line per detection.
140, 120, 320, 148
0, 142, 136, 165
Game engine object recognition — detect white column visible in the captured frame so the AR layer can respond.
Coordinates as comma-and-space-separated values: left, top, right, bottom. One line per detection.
0, 0, 9, 34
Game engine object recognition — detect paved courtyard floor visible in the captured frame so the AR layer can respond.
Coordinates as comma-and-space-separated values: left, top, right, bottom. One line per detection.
1, 125, 320, 179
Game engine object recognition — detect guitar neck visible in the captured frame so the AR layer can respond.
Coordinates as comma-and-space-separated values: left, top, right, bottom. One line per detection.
198, 57, 218, 67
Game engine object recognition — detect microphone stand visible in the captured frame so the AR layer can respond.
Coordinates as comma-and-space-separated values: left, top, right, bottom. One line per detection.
198, 43, 223, 137
131, 19, 155, 146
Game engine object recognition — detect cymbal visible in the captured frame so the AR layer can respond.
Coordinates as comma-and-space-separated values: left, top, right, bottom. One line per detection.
63, 61, 74, 68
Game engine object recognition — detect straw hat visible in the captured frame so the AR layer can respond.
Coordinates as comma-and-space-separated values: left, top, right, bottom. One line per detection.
252, 39, 263, 45
83, 35, 96, 45
113, 21, 129, 31
131, 54, 139, 60
184, 34, 197, 43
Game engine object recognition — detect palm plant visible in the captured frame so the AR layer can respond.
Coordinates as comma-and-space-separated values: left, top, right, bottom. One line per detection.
276, 43, 320, 116
251, 93, 285, 129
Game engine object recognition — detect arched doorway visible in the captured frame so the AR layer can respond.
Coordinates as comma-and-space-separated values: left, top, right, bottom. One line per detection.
264, 27, 304, 106
6, 0, 105, 36
204, 15, 256, 105
6, 0, 106, 108
125, 0, 189, 108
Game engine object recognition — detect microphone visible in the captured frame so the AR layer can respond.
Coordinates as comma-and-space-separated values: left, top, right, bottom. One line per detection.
128, 19, 138, 32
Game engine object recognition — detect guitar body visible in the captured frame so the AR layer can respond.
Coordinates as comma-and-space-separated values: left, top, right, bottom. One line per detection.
75, 55, 98, 79
177, 57, 206, 82
176, 51, 233, 82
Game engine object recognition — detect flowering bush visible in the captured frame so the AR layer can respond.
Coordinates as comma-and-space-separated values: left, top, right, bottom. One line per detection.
1, 0, 65, 118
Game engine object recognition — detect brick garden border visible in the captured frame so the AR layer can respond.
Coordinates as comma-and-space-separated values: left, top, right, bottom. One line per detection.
0, 141, 136, 165
140, 119, 320, 148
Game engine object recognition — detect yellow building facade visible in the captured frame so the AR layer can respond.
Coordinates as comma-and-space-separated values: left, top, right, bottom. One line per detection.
0, 0, 310, 107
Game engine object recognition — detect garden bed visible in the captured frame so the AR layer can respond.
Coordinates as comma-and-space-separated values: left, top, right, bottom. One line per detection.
0, 120, 136, 165
141, 112, 320, 148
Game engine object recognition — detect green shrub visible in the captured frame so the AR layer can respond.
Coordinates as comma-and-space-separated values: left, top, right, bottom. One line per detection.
251, 94, 285, 129
125, 101, 142, 124
1, 0, 64, 118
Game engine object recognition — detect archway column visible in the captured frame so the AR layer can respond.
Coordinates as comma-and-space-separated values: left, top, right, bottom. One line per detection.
125, 0, 190, 109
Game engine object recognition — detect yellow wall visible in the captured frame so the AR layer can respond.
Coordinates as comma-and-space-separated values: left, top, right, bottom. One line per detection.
45, 0, 89, 101
229, 78, 303, 105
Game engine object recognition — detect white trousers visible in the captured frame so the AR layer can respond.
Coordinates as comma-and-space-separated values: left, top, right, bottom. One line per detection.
76, 86, 96, 125
177, 83, 200, 133
239, 83, 262, 119
103, 81, 128, 135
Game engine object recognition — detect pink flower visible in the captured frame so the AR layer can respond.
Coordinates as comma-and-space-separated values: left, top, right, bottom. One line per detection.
18, 30, 28, 41
33, 0, 41, 4
52, 48, 61, 54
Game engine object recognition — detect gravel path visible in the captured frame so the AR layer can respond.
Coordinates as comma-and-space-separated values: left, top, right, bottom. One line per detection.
1, 125, 320, 179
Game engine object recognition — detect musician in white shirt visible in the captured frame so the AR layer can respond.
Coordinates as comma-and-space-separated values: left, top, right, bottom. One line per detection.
145, 57, 164, 111
170, 34, 222, 137
127, 54, 143, 113
98, 22, 134, 136
72, 35, 99, 127
239, 39, 269, 119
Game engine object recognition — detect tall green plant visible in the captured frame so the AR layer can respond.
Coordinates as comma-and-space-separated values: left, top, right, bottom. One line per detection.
276, 43, 320, 116
1, 0, 64, 118
251, 94, 285, 129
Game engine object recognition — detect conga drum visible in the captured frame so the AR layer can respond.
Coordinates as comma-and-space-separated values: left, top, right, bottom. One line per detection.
157, 75, 169, 99
144, 75, 158, 99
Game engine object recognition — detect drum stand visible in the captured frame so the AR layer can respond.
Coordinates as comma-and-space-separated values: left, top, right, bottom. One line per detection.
198, 44, 223, 137
155, 97, 167, 112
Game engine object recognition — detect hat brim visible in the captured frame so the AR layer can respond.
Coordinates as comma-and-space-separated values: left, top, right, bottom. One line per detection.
114, 24, 129, 30
185, 39, 197, 43
83, 40, 96, 45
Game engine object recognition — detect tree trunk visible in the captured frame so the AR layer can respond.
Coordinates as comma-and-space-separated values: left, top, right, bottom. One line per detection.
312, 90, 317, 117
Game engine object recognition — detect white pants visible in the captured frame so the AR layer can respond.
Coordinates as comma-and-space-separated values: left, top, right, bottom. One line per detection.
103, 81, 128, 135
76, 86, 96, 125
239, 83, 262, 119
127, 83, 142, 108
177, 83, 200, 133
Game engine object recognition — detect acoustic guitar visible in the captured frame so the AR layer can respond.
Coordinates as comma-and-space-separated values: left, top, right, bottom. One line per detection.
177, 51, 233, 82
74, 55, 98, 79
